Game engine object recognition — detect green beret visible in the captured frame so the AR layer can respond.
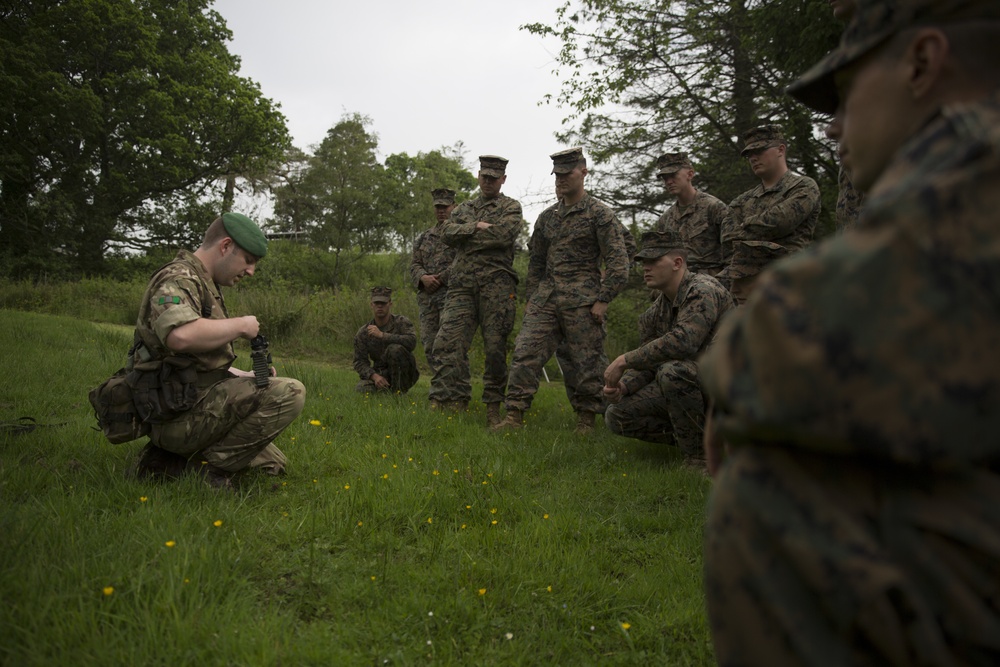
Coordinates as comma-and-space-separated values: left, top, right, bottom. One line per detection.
221, 212, 268, 258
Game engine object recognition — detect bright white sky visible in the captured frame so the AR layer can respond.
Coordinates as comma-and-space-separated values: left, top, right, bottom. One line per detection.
212, 0, 573, 224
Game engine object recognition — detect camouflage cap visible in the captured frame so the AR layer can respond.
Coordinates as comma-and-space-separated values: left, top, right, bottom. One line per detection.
550, 147, 586, 174
740, 125, 786, 157
478, 155, 509, 178
370, 286, 392, 303
431, 188, 456, 206
656, 152, 693, 177
788, 0, 1000, 114
634, 229, 687, 260
221, 212, 268, 258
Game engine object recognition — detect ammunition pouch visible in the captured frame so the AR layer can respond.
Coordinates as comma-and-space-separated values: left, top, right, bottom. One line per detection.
88, 368, 151, 444
128, 357, 230, 424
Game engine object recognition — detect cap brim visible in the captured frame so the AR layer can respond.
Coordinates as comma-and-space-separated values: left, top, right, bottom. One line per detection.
633, 249, 673, 260
371, 297, 390, 303
787, 30, 895, 114
480, 169, 504, 178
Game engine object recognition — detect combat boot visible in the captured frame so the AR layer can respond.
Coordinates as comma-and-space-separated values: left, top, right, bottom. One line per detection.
128, 442, 188, 480
574, 411, 597, 435
486, 402, 502, 428
491, 409, 523, 432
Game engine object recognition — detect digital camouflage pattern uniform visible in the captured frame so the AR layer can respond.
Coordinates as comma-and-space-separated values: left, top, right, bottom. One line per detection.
133, 249, 305, 474
556, 222, 635, 412
717, 125, 821, 304
506, 149, 630, 416
605, 267, 733, 458
653, 152, 728, 275
353, 303, 419, 394
432, 157, 523, 405
836, 166, 865, 232
409, 189, 457, 395
702, 3, 1000, 663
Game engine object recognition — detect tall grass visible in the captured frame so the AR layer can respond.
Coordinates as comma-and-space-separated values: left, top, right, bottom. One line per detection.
0, 309, 713, 665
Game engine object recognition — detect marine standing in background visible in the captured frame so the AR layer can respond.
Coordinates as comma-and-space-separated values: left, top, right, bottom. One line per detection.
128, 213, 306, 490
353, 287, 419, 394
603, 230, 733, 470
431, 156, 523, 422
830, 0, 866, 232
702, 0, 1000, 662
653, 152, 727, 276
716, 124, 821, 304
409, 188, 457, 407
495, 147, 630, 434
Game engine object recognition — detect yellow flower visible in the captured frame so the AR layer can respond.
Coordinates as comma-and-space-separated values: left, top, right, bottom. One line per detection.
140, 496, 147, 503
491, 520, 498, 525
432, 470, 440, 476
385, 435, 390, 439
478, 588, 487, 596
102, 586, 114, 596
165, 540, 176, 548
382, 474, 389, 479
461, 524, 467, 529
344, 484, 350, 490
543, 514, 549, 520
546, 585, 552, 593
427, 517, 433, 524
453, 469, 459, 473
466, 505, 471, 509
371, 576, 376, 581
357, 521, 363, 527
309, 419, 321, 426
490, 508, 497, 514
621, 622, 631, 631
213, 520, 223, 527
382, 453, 387, 458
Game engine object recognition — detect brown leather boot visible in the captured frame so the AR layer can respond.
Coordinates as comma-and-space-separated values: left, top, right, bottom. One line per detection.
486, 402, 502, 427
574, 411, 596, 435
491, 409, 523, 432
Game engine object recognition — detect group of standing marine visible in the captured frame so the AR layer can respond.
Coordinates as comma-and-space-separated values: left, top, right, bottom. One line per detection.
354, 111, 839, 470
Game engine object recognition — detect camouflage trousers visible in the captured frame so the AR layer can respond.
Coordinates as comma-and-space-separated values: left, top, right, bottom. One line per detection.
556, 341, 609, 415
706, 446, 1000, 666
603, 360, 705, 458
431, 277, 516, 405
506, 300, 606, 414
417, 290, 447, 401
354, 344, 419, 394
150, 376, 306, 474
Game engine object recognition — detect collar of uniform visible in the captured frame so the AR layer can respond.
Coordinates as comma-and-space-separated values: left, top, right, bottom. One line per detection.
671, 270, 696, 307
755, 170, 799, 196
558, 192, 591, 216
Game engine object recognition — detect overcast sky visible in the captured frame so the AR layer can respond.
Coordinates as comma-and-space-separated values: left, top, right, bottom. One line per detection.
212, 0, 574, 223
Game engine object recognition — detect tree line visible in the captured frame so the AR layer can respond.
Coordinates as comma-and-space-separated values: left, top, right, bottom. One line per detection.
1, 0, 842, 282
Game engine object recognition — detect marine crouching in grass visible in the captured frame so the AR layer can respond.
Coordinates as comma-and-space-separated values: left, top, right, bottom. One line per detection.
122, 213, 305, 490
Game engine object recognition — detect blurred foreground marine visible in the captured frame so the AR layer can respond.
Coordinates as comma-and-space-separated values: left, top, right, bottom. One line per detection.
128, 213, 306, 489
701, 1, 1000, 664
603, 230, 732, 470
410, 187, 457, 403
353, 287, 419, 394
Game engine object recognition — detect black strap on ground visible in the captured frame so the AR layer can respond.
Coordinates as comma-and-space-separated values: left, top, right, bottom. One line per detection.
0, 417, 69, 436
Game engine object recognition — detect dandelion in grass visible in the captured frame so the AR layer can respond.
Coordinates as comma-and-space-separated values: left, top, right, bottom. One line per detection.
466, 505, 471, 509
621, 622, 631, 631
385, 435, 390, 439
371, 576, 376, 581
461, 524, 467, 529
453, 469, 459, 474
382, 453, 387, 458
478, 588, 487, 596
543, 514, 549, 519
547, 586, 552, 593
505, 632, 513, 640
432, 470, 440, 476
382, 474, 389, 479
309, 419, 321, 426
140, 496, 147, 503
103, 586, 114, 596
213, 520, 223, 527
313, 479, 318, 484
392, 464, 397, 469
490, 508, 497, 514
165, 540, 176, 548
427, 517, 433, 524
357, 521, 363, 526
491, 520, 498, 525
184, 578, 190, 584
344, 484, 350, 490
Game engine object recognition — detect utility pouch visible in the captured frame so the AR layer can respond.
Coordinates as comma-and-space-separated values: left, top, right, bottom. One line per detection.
128, 357, 200, 423
88, 369, 151, 444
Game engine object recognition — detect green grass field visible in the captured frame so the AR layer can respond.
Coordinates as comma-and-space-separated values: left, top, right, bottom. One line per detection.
0, 309, 713, 665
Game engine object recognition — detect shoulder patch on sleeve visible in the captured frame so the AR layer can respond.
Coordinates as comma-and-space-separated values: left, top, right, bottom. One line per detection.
157, 296, 182, 305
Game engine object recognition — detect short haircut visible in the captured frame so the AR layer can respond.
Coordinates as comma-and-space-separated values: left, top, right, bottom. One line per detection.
202, 217, 228, 247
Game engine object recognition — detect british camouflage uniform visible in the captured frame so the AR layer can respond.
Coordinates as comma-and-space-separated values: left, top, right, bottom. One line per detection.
505, 147, 630, 418
133, 245, 305, 476
409, 189, 457, 397
431, 156, 523, 406
653, 152, 728, 276
605, 233, 734, 459
353, 288, 419, 394
717, 125, 822, 304
702, 3, 1000, 664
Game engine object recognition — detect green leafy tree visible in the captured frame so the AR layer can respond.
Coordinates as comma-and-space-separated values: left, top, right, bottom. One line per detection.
381, 143, 478, 253
522, 0, 842, 233
0, 0, 290, 276
272, 113, 389, 289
